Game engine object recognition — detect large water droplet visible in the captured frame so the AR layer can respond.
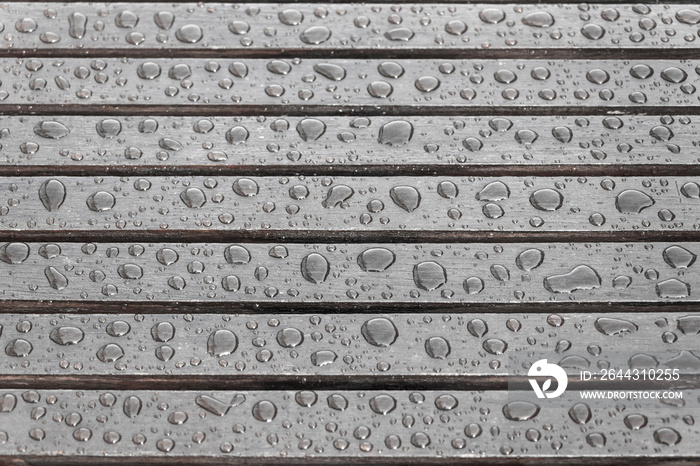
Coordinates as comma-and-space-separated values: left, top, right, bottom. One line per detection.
322, 185, 354, 208
476, 181, 510, 201
544, 265, 601, 293
49, 327, 84, 346
369, 395, 396, 415
232, 178, 259, 197
45, 266, 68, 290
530, 189, 563, 211
97, 343, 124, 362
656, 279, 690, 298
594, 318, 638, 335
425, 337, 451, 359
300, 26, 331, 44
361, 318, 398, 347
522, 11, 554, 27
663, 246, 696, 269
301, 253, 330, 284
568, 403, 592, 424
503, 401, 540, 420
297, 118, 326, 141
615, 189, 655, 214
516, 248, 544, 271
378, 120, 413, 146
34, 121, 70, 139
39, 179, 66, 212
413, 261, 446, 291
358, 248, 395, 272
0, 242, 29, 264
207, 330, 237, 356
390, 186, 421, 212
313, 63, 346, 81
86, 191, 116, 212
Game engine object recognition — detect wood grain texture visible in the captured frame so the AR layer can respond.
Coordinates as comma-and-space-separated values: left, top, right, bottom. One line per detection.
0, 389, 695, 461
1, 3, 699, 56
0, 58, 697, 109
0, 242, 696, 303
0, 115, 696, 173
0, 176, 696, 237
0, 312, 696, 389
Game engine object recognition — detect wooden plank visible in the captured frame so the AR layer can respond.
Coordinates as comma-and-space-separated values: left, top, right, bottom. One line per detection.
0, 58, 698, 110
1, 3, 699, 56
0, 115, 697, 173
0, 389, 695, 462
0, 176, 696, 238
0, 312, 697, 389
0, 242, 697, 304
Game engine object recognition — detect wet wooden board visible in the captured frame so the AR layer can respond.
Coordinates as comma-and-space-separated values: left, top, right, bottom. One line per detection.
0, 176, 697, 239
0, 58, 698, 110
0, 389, 696, 461
0, 242, 697, 304
0, 115, 696, 174
2, 1, 699, 464
0, 312, 697, 389
1, 3, 700, 56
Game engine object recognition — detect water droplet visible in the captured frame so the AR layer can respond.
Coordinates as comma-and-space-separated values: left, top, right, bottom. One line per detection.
327, 393, 348, 411
87, 191, 116, 212
5, 339, 32, 357
123, 395, 142, 417
45, 266, 68, 290
568, 403, 592, 424
503, 401, 540, 420
544, 265, 601, 293
297, 118, 326, 141
378, 62, 405, 79
656, 279, 691, 298
676, 9, 700, 24
279, 9, 304, 25
154, 11, 175, 30
390, 186, 421, 212
322, 185, 354, 208
151, 322, 175, 342
581, 23, 605, 40
477, 181, 510, 201
300, 26, 331, 44
301, 253, 330, 284
516, 248, 544, 271
367, 81, 393, 98
615, 190, 655, 214
226, 126, 249, 145
413, 261, 446, 291
0, 394, 17, 413
68, 12, 87, 38
483, 338, 507, 355
34, 121, 70, 139
384, 27, 414, 41
156, 248, 179, 266
663, 246, 696, 269
313, 63, 346, 81
175, 24, 203, 43
463, 277, 484, 295
654, 428, 681, 446
358, 248, 395, 272
311, 350, 337, 366
586, 433, 606, 448
369, 395, 397, 415
425, 337, 451, 359
661, 67, 687, 83
522, 11, 555, 28
624, 413, 648, 430
378, 120, 413, 146
232, 178, 259, 197
480, 8, 506, 24
361, 318, 398, 347
277, 328, 304, 348
530, 189, 563, 211
415, 76, 440, 92
49, 327, 84, 345
0, 242, 30, 264
97, 343, 124, 362
180, 188, 207, 208
39, 179, 66, 212
594, 318, 638, 335
207, 330, 237, 356
445, 20, 467, 35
